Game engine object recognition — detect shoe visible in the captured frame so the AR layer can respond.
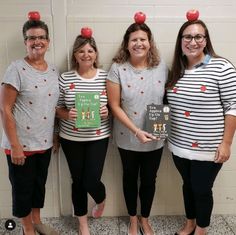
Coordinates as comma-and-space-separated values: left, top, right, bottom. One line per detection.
175, 227, 195, 235
33, 223, 59, 235
22, 228, 40, 235
140, 225, 144, 235
139, 222, 155, 235
127, 222, 142, 235
92, 201, 105, 218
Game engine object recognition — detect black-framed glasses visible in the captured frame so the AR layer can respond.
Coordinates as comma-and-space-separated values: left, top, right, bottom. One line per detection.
182, 34, 206, 43
25, 35, 48, 41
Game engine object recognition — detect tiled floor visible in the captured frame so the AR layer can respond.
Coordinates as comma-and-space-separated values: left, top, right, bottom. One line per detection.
0, 215, 236, 234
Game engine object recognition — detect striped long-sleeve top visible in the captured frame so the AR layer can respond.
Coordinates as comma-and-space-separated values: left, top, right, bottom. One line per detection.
57, 69, 110, 141
167, 57, 236, 161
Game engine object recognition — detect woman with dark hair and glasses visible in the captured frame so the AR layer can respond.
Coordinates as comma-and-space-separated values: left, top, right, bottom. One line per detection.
0, 13, 59, 235
166, 10, 236, 235
56, 28, 110, 235
107, 13, 168, 235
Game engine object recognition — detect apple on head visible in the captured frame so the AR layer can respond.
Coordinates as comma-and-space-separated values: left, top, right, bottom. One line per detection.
28, 11, 40, 21
81, 27, 93, 39
186, 9, 199, 21
134, 11, 146, 24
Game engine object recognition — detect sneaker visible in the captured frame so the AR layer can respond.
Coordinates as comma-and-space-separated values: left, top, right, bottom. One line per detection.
33, 223, 59, 235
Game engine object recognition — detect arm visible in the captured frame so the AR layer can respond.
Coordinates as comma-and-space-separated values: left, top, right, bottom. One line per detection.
106, 80, 155, 143
214, 62, 236, 163
56, 107, 77, 121
215, 114, 236, 163
0, 84, 26, 165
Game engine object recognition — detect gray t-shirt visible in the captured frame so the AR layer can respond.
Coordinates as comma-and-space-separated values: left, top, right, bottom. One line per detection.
1, 59, 59, 151
107, 60, 168, 152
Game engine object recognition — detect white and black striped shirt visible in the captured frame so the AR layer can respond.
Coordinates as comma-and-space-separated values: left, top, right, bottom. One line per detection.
58, 69, 110, 141
167, 57, 236, 161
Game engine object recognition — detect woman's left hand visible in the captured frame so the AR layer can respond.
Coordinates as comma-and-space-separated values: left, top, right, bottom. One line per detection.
214, 142, 231, 163
100, 105, 109, 119
135, 129, 157, 144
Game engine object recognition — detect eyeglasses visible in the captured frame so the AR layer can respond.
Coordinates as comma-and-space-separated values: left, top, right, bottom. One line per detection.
182, 34, 206, 43
25, 35, 48, 41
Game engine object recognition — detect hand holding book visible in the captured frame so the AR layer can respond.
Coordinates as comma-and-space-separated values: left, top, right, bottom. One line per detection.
134, 129, 157, 143
68, 108, 78, 121
145, 104, 171, 139
100, 105, 109, 119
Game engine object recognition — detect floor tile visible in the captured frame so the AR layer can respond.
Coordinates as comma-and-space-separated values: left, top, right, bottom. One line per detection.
0, 215, 235, 234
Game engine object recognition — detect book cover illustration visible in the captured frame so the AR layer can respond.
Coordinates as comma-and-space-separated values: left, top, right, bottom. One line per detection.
75, 92, 101, 128
145, 104, 170, 139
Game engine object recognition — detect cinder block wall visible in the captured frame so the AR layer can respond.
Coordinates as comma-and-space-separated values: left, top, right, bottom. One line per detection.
0, 0, 236, 218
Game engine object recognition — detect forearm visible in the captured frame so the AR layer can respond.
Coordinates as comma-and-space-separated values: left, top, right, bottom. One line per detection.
222, 114, 236, 145
0, 109, 21, 148
56, 107, 69, 120
110, 106, 140, 135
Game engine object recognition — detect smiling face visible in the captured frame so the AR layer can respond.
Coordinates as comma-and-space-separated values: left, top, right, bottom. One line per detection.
181, 24, 207, 63
24, 28, 49, 59
127, 30, 150, 61
74, 43, 97, 69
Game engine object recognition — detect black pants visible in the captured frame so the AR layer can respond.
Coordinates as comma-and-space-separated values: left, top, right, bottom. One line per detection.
172, 154, 222, 227
118, 147, 163, 218
7, 149, 51, 218
60, 137, 109, 216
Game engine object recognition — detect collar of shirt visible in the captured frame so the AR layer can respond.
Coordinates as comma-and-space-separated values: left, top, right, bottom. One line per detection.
194, 54, 211, 68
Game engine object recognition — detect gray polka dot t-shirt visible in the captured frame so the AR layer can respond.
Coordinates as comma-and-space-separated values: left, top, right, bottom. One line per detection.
107, 60, 168, 152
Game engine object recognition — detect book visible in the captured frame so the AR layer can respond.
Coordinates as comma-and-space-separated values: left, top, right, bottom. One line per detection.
145, 104, 170, 139
75, 92, 101, 128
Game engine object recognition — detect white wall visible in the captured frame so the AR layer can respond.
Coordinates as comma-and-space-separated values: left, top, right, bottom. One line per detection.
0, 0, 236, 218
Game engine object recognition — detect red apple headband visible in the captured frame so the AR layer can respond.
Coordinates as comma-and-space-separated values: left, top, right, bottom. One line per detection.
134, 11, 146, 24
81, 27, 93, 39
28, 11, 41, 21
186, 9, 199, 21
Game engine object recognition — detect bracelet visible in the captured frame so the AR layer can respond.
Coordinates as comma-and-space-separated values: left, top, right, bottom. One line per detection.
134, 128, 140, 137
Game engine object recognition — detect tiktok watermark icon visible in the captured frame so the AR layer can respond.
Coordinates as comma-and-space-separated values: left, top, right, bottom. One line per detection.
5, 219, 16, 231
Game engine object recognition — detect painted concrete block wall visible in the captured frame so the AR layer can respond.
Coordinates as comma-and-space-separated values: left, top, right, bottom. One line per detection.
0, 0, 236, 218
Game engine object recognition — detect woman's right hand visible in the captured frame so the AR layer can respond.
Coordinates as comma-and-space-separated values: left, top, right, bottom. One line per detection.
68, 108, 78, 121
11, 145, 26, 165
135, 129, 157, 143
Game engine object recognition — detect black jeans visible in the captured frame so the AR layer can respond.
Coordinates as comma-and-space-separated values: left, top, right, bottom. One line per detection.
118, 147, 163, 218
172, 154, 222, 227
60, 137, 109, 216
7, 148, 51, 218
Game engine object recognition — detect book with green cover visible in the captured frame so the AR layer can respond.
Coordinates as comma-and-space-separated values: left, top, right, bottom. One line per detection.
75, 92, 101, 128
145, 104, 171, 139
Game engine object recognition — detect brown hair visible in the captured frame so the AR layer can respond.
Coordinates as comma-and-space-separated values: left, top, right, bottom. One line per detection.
113, 23, 160, 67
166, 20, 219, 88
71, 35, 99, 70
22, 20, 49, 40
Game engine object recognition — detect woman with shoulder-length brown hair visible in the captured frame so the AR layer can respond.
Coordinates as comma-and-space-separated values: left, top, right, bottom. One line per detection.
107, 13, 168, 235
56, 28, 110, 235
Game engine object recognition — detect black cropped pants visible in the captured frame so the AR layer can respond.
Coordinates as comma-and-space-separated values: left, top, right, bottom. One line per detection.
7, 148, 51, 218
172, 154, 222, 227
60, 137, 109, 216
118, 147, 163, 218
